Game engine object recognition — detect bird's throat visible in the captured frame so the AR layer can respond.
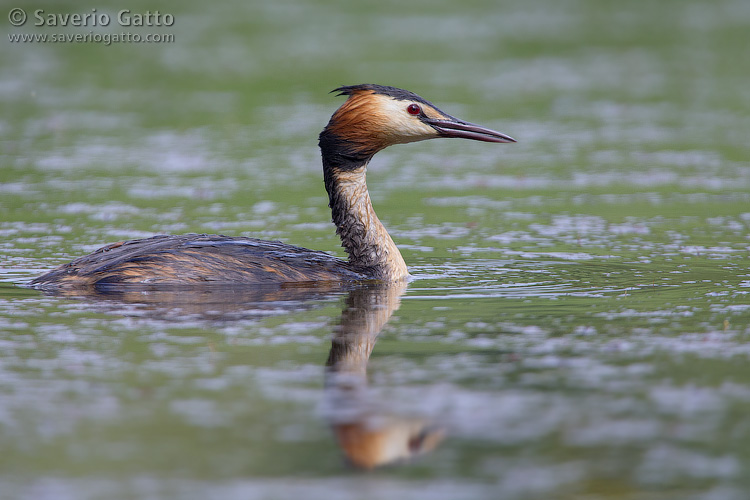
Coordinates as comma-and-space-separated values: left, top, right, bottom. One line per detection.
323, 165, 408, 281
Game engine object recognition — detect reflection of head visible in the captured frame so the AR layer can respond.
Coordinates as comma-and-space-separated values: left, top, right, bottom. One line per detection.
334, 418, 445, 469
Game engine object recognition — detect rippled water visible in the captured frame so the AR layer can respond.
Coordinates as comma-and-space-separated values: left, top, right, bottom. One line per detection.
2, 0, 750, 498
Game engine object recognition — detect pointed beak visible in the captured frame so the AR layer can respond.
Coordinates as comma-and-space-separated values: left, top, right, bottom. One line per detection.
425, 117, 516, 143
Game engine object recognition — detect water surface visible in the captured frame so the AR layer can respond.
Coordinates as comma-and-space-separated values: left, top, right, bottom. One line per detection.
2, 0, 750, 498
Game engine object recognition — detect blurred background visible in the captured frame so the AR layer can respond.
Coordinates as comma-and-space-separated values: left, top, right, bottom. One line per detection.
2, 0, 750, 499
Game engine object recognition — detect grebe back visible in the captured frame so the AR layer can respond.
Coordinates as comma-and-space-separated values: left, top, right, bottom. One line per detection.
31, 84, 515, 289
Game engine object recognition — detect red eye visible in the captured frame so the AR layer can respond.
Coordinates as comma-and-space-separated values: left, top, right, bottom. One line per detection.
407, 103, 421, 115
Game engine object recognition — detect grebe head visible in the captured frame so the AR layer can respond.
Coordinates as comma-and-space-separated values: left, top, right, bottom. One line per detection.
319, 84, 515, 166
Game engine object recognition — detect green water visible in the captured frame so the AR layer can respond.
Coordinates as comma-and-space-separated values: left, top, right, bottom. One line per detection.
2, 0, 750, 498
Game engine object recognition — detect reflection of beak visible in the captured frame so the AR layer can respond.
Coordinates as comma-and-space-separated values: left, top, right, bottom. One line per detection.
426, 117, 516, 143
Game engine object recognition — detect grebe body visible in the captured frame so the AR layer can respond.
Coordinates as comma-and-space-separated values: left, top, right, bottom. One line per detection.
31, 84, 515, 290
32, 234, 370, 288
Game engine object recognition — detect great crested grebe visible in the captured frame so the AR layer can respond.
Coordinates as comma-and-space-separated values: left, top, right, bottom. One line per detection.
31, 84, 515, 289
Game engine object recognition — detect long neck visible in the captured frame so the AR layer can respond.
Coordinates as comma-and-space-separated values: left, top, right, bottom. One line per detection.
320, 140, 408, 281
